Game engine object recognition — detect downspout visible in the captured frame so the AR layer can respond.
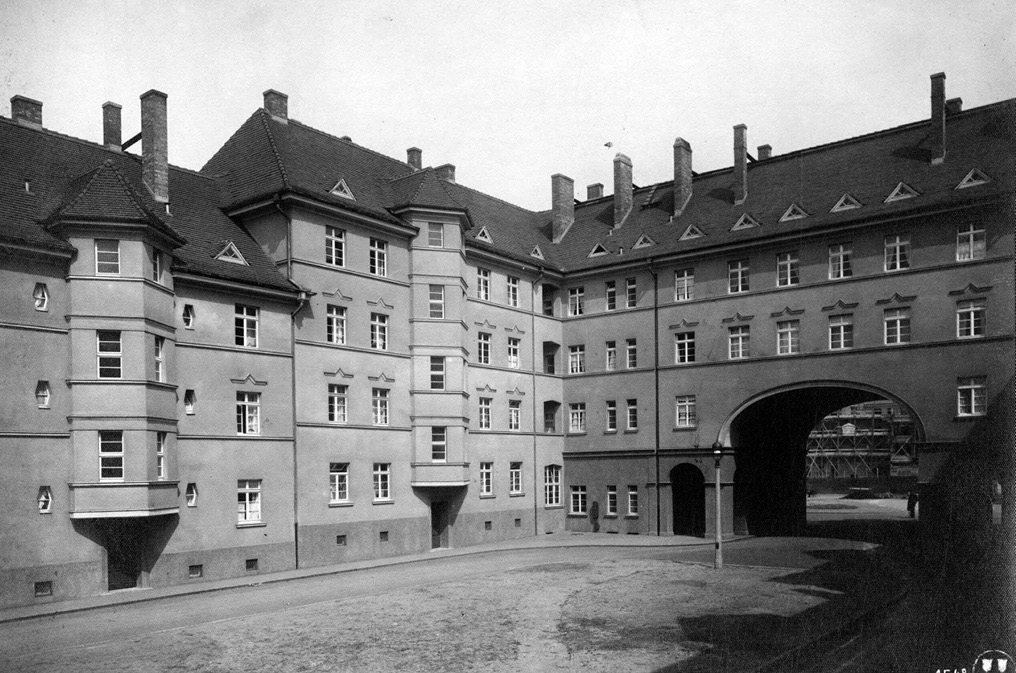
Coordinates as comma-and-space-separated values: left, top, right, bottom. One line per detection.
531, 267, 544, 537
648, 258, 661, 536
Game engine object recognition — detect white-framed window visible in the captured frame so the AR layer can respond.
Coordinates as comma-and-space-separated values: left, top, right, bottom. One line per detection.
183, 389, 196, 415
326, 305, 346, 345
507, 338, 521, 369
956, 224, 986, 262
35, 381, 51, 408
509, 462, 523, 494
568, 287, 585, 316
626, 277, 637, 308
480, 462, 493, 496
369, 238, 388, 276
370, 313, 388, 350
97, 330, 122, 379
884, 308, 911, 345
884, 235, 910, 272
605, 281, 616, 310
37, 486, 53, 514
235, 304, 259, 348
957, 299, 986, 339
605, 341, 617, 371
372, 388, 389, 426
544, 401, 559, 433
477, 332, 491, 364
568, 402, 586, 433
427, 223, 443, 248
507, 276, 519, 308
606, 485, 618, 515
185, 483, 198, 507
99, 430, 124, 482
236, 392, 261, 435
776, 252, 799, 287
328, 384, 348, 423
478, 397, 492, 429
431, 427, 447, 461
728, 260, 749, 294
605, 400, 617, 432
777, 320, 800, 355
33, 283, 49, 311
829, 314, 854, 350
675, 395, 696, 428
957, 377, 986, 416
156, 431, 167, 480
570, 485, 587, 514
626, 399, 638, 430
151, 248, 162, 283
95, 239, 120, 275
675, 332, 695, 364
373, 463, 391, 500
675, 269, 694, 301
568, 345, 585, 374
326, 226, 345, 266
476, 267, 490, 300
627, 486, 639, 516
329, 463, 349, 502
154, 336, 165, 382
237, 479, 262, 523
544, 464, 561, 507
728, 325, 750, 360
182, 304, 195, 329
626, 339, 637, 368
428, 285, 445, 319
508, 400, 521, 431
828, 244, 853, 279
430, 356, 445, 390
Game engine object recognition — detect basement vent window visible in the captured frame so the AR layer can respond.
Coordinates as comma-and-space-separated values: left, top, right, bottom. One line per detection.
33, 283, 49, 311
679, 224, 705, 241
731, 214, 759, 231
830, 193, 863, 213
188, 564, 203, 578
514, 518, 522, 528
329, 178, 356, 200
588, 243, 609, 257
245, 558, 258, 571
633, 234, 656, 249
336, 535, 347, 546
475, 226, 493, 243
885, 182, 919, 203
485, 521, 492, 530
779, 203, 809, 222
215, 241, 249, 266
955, 168, 990, 190
34, 581, 52, 597
530, 245, 544, 260
379, 531, 389, 542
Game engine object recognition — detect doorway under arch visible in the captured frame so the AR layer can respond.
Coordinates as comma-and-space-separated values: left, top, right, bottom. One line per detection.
671, 464, 705, 537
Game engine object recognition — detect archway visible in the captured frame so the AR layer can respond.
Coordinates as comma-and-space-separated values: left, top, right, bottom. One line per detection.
671, 464, 705, 537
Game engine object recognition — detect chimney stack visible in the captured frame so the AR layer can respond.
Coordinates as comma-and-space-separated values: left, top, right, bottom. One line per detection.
586, 183, 603, 200
140, 89, 169, 204
435, 163, 455, 183
407, 147, 422, 170
757, 144, 772, 161
103, 102, 122, 150
733, 124, 747, 204
263, 89, 288, 121
551, 174, 575, 242
613, 153, 633, 227
11, 96, 42, 128
673, 138, 692, 217
930, 73, 946, 164
946, 98, 963, 115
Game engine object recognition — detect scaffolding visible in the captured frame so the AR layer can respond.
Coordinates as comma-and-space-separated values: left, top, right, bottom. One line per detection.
805, 401, 917, 480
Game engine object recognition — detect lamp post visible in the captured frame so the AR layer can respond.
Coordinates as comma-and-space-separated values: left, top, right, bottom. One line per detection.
712, 441, 723, 569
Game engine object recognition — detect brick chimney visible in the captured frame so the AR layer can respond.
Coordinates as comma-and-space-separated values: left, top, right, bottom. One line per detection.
930, 73, 946, 165
587, 183, 603, 200
946, 98, 963, 115
673, 138, 692, 217
407, 147, 422, 170
733, 124, 747, 204
11, 96, 42, 128
757, 144, 772, 161
263, 89, 288, 122
103, 102, 122, 150
436, 164, 455, 183
552, 174, 575, 242
613, 153, 633, 227
141, 90, 169, 203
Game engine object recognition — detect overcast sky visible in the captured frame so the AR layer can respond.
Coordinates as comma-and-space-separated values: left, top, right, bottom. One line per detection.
2, 0, 1013, 210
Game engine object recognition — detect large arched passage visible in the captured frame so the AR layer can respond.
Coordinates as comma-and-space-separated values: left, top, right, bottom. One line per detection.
718, 381, 926, 536
671, 464, 706, 537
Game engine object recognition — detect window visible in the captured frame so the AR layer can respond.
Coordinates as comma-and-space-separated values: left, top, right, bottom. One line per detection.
151, 248, 162, 282
35, 381, 50, 408
325, 227, 345, 266
99, 430, 124, 481
674, 269, 694, 301
237, 479, 262, 523
777, 320, 800, 355
189, 565, 203, 578
478, 397, 492, 429
328, 463, 349, 502
569, 403, 586, 433
568, 345, 585, 374
957, 299, 986, 338
606, 486, 618, 515
326, 305, 346, 344
477, 332, 491, 364
543, 401, 559, 433
95, 239, 120, 275
884, 308, 911, 345
544, 465, 561, 506
156, 432, 167, 480
728, 326, 750, 359
508, 400, 521, 431
568, 287, 584, 316
507, 276, 519, 307
957, 377, 986, 416
884, 235, 910, 272
431, 427, 447, 461
154, 337, 165, 382
182, 304, 195, 329
605, 400, 617, 432
373, 463, 391, 500
428, 285, 445, 319
328, 384, 348, 423
476, 461, 494, 497
626, 277, 637, 308
183, 389, 196, 415
236, 392, 261, 435
570, 485, 587, 514
369, 238, 387, 276
427, 223, 443, 248
476, 268, 490, 300
675, 332, 695, 364
235, 305, 259, 348
542, 285, 556, 316
626, 399, 638, 430
828, 244, 853, 279
370, 313, 388, 350
38, 486, 52, 513
605, 281, 616, 310
97, 331, 122, 379
34, 582, 52, 597
507, 338, 521, 369
675, 395, 696, 428
372, 388, 389, 426
829, 315, 854, 350
626, 339, 637, 368
33, 283, 48, 311
509, 462, 523, 494
605, 341, 617, 371
627, 486, 639, 516
956, 224, 986, 262
430, 356, 445, 390
185, 483, 197, 507
728, 260, 749, 294
776, 252, 799, 287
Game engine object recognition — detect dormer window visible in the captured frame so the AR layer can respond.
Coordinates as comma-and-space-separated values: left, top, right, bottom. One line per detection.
215, 241, 248, 266
731, 214, 759, 231
530, 245, 544, 260
679, 224, 705, 241
329, 178, 355, 200
33, 283, 48, 311
885, 182, 919, 203
779, 204, 808, 222
475, 226, 493, 243
956, 168, 990, 190
633, 234, 655, 249
830, 193, 863, 213
588, 243, 608, 258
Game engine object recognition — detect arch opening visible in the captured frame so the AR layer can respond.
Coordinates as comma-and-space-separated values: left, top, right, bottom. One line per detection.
671, 464, 705, 537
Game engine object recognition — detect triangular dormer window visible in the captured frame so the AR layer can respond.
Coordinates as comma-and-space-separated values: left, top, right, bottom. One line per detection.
779, 203, 808, 222
589, 243, 609, 258
530, 245, 544, 260
679, 224, 705, 241
329, 179, 355, 201
885, 182, 919, 203
830, 193, 863, 213
633, 234, 656, 249
955, 168, 990, 190
215, 241, 248, 266
475, 226, 493, 243
731, 213, 759, 231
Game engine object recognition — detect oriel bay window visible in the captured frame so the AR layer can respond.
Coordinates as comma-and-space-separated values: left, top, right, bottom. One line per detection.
431, 427, 447, 461
97, 331, 122, 379
95, 239, 120, 275
429, 285, 445, 319
99, 431, 124, 481
430, 356, 445, 390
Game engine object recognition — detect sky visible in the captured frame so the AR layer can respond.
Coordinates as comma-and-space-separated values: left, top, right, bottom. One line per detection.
1, 0, 1013, 211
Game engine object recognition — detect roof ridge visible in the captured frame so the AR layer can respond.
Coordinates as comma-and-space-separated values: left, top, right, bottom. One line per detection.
257, 109, 290, 189
446, 180, 539, 215
286, 117, 415, 175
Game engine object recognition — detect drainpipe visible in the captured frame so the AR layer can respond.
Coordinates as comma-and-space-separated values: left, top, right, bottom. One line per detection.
531, 268, 544, 537
275, 195, 300, 569
648, 259, 661, 536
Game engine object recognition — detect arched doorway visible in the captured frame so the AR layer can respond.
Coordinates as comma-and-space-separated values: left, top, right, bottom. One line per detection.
671, 464, 705, 537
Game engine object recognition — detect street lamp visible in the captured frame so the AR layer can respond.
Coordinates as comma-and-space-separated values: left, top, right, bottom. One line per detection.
712, 441, 723, 569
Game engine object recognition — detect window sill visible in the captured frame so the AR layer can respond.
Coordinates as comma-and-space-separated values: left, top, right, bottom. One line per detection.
953, 415, 986, 422
509, 492, 526, 498
673, 426, 697, 432
603, 514, 618, 519
568, 432, 588, 437
567, 513, 588, 518
479, 494, 495, 499
624, 515, 640, 519
544, 505, 564, 510
328, 501, 353, 508
372, 499, 394, 505
236, 521, 266, 529
623, 429, 639, 434
604, 430, 617, 434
